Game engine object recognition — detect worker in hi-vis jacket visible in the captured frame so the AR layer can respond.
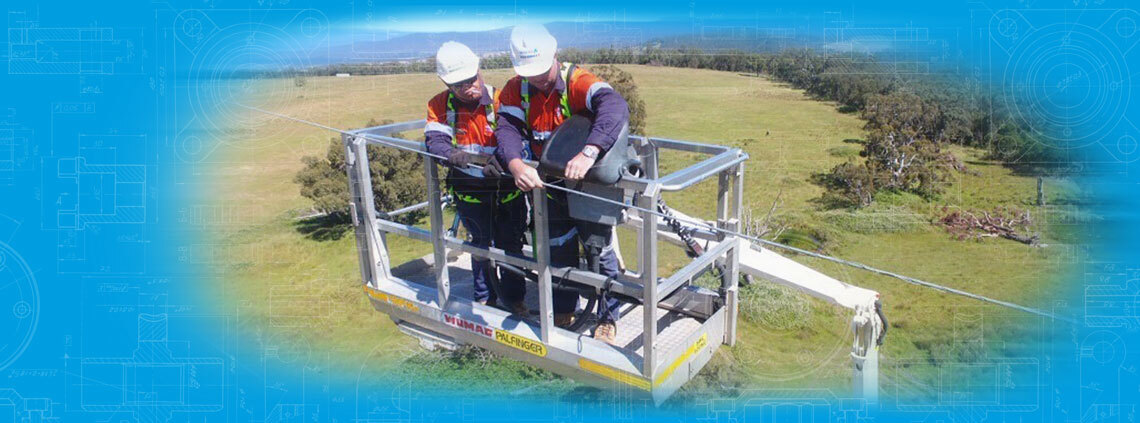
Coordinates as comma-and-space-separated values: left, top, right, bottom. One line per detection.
492, 24, 631, 345
424, 41, 527, 315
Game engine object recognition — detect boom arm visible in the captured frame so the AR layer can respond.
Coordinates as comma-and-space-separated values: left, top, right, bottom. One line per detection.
629, 207, 885, 402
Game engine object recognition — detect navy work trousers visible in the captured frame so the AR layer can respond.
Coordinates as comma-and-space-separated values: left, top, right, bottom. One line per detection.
454, 187, 527, 304
542, 188, 622, 324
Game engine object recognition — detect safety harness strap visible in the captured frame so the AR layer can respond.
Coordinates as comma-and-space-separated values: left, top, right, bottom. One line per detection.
450, 186, 523, 205
520, 62, 575, 134
446, 85, 496, 147
449, 186, 482, 204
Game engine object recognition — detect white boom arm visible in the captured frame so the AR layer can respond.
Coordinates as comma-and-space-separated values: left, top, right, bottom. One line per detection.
633, 210, 884, 402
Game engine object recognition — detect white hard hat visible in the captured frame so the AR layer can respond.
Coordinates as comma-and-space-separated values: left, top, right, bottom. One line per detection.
509, 24, 557, 78
436, 41, 480, 84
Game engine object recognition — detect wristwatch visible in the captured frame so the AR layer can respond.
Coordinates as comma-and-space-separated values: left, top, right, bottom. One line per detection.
582, 145, 600, 159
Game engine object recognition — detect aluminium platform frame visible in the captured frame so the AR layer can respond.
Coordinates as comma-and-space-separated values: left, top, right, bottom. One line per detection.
344, 119, 880, 404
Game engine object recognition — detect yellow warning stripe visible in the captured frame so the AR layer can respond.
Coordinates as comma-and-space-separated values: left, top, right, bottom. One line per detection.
653, 333, 708, 387
362, 285, 420, 313
577, 332, 710, 391
366, 283, 708, 390
578, 358, 651, 391
365, 286, 549, 358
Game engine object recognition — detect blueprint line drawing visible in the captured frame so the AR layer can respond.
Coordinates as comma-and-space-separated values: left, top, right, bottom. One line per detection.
0, 233, 39, 373
988, 9, 1139, 160
0, 110, 35, 186
7, 11, 144, 75
80, 312, 225, 422
40, 100, 150, 275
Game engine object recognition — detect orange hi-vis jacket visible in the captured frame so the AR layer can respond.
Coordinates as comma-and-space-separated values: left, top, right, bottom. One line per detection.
495, 62, 626, 162
424, 85, 499, 179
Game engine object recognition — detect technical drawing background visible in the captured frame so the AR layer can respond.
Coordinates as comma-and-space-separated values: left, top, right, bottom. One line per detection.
0, 1, 1135, 422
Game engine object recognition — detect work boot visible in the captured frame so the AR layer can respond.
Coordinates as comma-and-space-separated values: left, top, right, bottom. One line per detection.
508, 301, 529, 316
554, 313, 575, 328
593, 321, 617, 345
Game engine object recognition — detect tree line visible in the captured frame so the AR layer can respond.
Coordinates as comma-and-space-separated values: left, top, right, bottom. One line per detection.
292, 46, 1057, 211
551, 46, 1057, 207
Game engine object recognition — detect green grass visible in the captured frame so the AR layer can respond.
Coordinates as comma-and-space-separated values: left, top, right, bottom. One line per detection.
207, 65, 1078, 400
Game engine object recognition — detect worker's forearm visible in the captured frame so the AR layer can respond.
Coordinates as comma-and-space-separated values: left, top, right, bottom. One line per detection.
424, 132, 456, 158
507, 158, 529, 174
494, 114, 528, 165
585, 89, 630, 152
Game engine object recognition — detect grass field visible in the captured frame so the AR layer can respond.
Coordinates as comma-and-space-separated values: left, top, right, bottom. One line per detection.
207, 65, 1078, 400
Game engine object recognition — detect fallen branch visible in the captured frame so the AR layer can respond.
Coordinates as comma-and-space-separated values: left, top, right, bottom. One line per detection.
938, 206, 1039, 245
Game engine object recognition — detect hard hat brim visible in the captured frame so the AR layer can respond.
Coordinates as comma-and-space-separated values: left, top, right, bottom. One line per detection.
513, 59, 552, 78
439, 67, 478, 85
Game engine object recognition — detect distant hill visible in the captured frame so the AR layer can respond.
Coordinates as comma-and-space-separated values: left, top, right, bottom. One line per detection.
314, 21, 716, 64
221, 17, 931, 72
305, 19, 917, 67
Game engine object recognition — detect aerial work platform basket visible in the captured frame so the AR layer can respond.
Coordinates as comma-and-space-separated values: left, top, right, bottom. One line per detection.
343, 119, 884, 404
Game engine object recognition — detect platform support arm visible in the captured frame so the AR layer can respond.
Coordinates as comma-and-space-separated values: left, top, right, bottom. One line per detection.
532, 186, 555, 343
716, 162, 744, 345
424, 155, 450, 308
344, 134, 375, 288
635, 138, 659, 271
639, 186, 660, 377
351, 136, 393, 284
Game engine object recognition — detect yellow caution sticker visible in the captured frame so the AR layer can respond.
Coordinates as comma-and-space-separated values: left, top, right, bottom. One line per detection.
578, 358, 651, 391
494, 330, 547, 357
653, 333, 708, 387
363, 286, 420, 313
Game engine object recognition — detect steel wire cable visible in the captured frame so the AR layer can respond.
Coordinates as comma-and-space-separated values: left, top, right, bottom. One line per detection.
239, 104, 1072, 323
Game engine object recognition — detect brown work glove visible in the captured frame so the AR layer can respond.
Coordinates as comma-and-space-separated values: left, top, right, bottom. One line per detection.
482, 158, 504, 178
447, 150, 473, 167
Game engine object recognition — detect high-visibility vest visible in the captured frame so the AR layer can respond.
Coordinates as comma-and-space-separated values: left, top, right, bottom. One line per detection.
437, 86, 521, 205
497, 62, 611, 159
520, 62, 576, 130
446, 85, 496, 145
425, 85, 498, 178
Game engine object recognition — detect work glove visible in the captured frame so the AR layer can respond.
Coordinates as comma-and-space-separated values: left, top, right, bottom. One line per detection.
447, 150, 473, 167
482, 158, 504, 178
